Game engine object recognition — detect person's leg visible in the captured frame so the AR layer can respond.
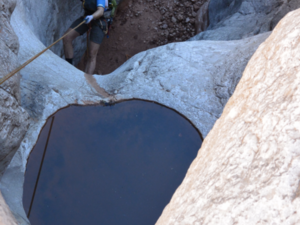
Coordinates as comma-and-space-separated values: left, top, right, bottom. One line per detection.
63, 17, 88, 65
86, 21, 105, 74
63, 28, 80, 64
85, 41, 101, 74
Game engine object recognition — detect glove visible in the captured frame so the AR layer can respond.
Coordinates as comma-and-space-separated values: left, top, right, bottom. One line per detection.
85, 15, 93, 24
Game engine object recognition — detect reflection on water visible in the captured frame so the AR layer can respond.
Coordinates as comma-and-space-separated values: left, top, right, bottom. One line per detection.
23, 100, 202, 225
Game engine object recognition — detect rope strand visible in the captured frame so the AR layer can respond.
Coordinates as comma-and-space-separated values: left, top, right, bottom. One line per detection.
0, 21, 86, 85
27, 116, 55, 218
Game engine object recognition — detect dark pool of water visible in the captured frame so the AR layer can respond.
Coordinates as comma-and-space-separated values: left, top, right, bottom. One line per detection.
23, 100, 202, 225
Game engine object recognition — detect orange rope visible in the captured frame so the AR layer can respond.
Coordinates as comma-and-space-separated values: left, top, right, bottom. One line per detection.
0, 21, 86, 85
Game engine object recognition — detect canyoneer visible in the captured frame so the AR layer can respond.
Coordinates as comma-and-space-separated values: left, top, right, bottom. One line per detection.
63, 0, 117, 74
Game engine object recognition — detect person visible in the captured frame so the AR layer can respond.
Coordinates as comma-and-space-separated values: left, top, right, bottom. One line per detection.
63, 0, 109, 74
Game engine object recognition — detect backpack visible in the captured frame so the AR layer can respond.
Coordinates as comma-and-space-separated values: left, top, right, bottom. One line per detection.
100, 0, 118, 36
103, 0, 117, 19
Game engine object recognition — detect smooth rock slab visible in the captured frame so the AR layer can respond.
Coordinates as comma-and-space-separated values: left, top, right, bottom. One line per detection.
156, 8, 300, 225
95, 33, 269, 137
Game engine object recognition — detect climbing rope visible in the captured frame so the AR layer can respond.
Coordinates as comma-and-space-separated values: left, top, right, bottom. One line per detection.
0, 21, 86, 85
27, 116, 55, 218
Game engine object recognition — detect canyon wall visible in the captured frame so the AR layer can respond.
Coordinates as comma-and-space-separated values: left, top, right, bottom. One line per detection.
16, 0, 86, 65
0, 0, 29, 176
191, 0, 300, 41
0, 0, 300, 224
157, 8, 300, 225
0, 0, 29, 223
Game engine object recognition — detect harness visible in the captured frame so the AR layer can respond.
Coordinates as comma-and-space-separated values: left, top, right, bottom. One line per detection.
82, 0, 117, 36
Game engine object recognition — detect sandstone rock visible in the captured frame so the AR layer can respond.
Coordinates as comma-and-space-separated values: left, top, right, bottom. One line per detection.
0, 0, 270, 223
0, 0, 29, 223
190, 0, 300, 41
0, 0, 20, 100
5, 0, 298, 225
157, 8, 300, 225
18, 0, 86, 65
0, 192, 17, 225
0, 0, 30, 175
0, 89, 29, 175
0, 1, 117, 223
95, 33, 269, 137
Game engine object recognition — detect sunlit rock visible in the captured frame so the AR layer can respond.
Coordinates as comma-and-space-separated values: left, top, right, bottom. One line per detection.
0, 192, 17, 225
156, 8, 300, 225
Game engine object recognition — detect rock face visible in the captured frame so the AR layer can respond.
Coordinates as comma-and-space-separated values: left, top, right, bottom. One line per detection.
0, 0, 29, 223
3, 0, 300, 224
95, 33, 269, 137
0, 0, 29, 176
190, 0, 300, 41
156, 8, 300, 225
0, 192, 17, 225
18, 0, 86, 64
0, 0, 270, 223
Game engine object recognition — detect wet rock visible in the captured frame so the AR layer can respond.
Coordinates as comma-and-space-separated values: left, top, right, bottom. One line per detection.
157, 8, 300, 225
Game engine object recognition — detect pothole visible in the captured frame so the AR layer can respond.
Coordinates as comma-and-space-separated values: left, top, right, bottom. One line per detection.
23, 100, 202, 224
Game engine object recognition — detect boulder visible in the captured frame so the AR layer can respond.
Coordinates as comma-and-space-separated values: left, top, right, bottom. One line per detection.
156, 8, 300, 225
190, 0, 300, 41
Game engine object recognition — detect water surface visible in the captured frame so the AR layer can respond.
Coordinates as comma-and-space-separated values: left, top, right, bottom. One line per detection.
23, 100, 202, 225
